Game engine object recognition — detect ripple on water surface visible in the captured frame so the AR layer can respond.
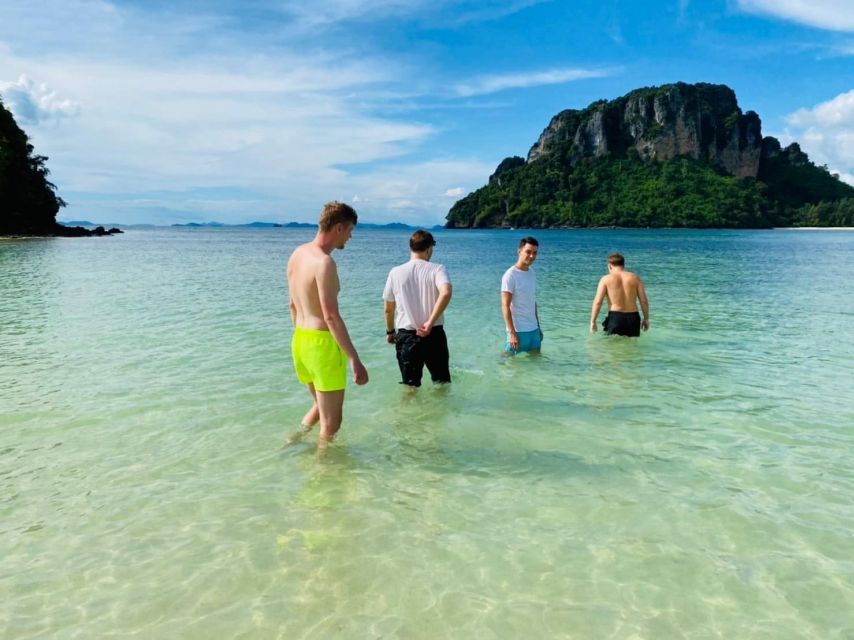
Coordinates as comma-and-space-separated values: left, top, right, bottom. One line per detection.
1, 228, 853, 638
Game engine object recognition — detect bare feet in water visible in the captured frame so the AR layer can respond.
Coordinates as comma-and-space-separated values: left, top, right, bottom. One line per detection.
283, 423, 313, 447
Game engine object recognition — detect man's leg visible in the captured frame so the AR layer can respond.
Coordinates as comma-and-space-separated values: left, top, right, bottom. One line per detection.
302, 384, 320, 427
316, 389, 345, 444
424, 327, 451, 383
528, 329, 542, 354
284, 384, 320, 445
395, 330, 424, 388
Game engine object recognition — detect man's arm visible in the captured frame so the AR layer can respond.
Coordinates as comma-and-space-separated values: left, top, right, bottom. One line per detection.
417, 284, 452, 337
637, 278, 650, 331
317, 258, 368, 384
590, 278, 607, 332
535, 303, 543, 339
286, 257, 297, 326
501, 291, 519, 349
384, 300, 396, 344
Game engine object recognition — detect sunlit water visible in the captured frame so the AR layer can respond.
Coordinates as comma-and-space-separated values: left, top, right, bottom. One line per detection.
1, 227, 853, 639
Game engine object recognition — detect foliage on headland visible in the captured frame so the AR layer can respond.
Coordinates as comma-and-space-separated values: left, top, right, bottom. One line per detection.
0, 97, 67, 234
0, 98, 121, 236
446, 83, 854, 229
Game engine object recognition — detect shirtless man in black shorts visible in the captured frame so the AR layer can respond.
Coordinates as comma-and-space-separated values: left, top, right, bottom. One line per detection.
590, 253, 650, 337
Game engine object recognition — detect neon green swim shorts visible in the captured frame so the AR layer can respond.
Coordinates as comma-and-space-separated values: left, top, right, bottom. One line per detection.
291, 327, 347, 392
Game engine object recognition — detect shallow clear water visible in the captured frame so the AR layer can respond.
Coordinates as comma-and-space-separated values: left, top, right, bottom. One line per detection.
1, 227, 853, 639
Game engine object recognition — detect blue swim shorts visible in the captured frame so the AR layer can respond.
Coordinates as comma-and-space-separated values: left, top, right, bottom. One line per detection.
504, 328, 542, 354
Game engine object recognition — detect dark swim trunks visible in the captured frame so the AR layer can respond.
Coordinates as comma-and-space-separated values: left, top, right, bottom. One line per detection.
395, 325, 451, 387
603, 311, 641, 337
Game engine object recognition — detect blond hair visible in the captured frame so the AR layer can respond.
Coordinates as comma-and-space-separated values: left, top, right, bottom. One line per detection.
318, 201, 358, 232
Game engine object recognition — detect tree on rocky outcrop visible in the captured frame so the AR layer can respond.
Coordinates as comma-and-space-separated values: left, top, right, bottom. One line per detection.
0, 97, 66, 235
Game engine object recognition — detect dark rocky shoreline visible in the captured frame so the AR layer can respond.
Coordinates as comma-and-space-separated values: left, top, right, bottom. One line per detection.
2, 224, 123, 238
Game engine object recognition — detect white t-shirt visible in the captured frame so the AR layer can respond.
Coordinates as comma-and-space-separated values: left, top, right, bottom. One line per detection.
383, 259, 451, 330
501, 266, 538, 332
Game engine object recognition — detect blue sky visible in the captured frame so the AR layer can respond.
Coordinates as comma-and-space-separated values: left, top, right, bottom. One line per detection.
1, 0, 852, 225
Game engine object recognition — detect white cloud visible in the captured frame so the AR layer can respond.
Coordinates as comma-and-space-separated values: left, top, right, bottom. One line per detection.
442, 0, 548, 27
0, 1, 589, 224
783, 90, 854, 185
0, 0, 123, 54
342, 159, 492, 223
0, 0, 447, 223
455, 67, 614, 97
275, 0, 546, 31
736, 0, 854, 32
0, 74, 79, 123
280, 0, 425, 30
0, 54, 430, 184
787, 90, 854, 127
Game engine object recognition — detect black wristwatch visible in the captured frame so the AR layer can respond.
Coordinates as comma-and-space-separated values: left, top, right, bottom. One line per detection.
386, 329, 395, 335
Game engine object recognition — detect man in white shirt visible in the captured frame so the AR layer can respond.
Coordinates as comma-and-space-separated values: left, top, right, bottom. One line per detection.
501, 236, 542, 354
383, 230, 453, 387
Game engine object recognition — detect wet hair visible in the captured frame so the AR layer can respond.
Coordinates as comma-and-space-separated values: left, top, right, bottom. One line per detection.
518, 236, 539, 249
410, 229, 436, 252
318, 201, 358, 232
608, 252, 625, 267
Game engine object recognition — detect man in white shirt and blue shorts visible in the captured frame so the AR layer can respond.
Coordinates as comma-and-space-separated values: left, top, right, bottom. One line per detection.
383, 230, 453, 387
501, 236, 542, 354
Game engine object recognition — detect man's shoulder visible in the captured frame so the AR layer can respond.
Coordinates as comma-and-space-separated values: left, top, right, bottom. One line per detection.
313, 251, 337, 274
288, 242, 307, 258
622, 270, 640, 282
389, 261, 410, 275
290, 243, 322, 264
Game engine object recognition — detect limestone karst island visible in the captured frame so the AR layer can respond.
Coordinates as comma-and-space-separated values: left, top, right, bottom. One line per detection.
446, 82, 854, 229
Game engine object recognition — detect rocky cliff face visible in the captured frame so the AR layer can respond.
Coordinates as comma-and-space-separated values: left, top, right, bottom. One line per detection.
526, 82, 766, 178
446, 81, 854, 229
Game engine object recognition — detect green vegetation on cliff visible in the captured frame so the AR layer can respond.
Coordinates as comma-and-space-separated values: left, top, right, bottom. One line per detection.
447, 83, 854, 229
0, 98, 66, 235
791, 198, 854, 227
450, 152, 775, 228
448, 150, 853, 229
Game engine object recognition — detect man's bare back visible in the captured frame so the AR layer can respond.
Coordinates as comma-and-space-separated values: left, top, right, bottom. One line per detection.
590, 253, 649, 335
600, 270, 642, 312
287, 243, 338, 330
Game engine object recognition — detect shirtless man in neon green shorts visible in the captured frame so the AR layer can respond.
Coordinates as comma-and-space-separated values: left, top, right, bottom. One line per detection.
286, 201, 369, 446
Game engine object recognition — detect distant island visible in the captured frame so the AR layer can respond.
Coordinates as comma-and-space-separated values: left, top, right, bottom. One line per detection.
55, 220, 434, 230
171, 221, 281, 228
446, 82, 854, 229
166, 221, 427, 230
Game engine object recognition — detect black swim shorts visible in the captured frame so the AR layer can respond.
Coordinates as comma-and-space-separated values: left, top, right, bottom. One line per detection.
394, 325, 451, 387
603, 311, 641, 337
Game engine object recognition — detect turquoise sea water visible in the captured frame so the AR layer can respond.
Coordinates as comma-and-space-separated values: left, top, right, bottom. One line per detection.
2, 227, 853, 639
